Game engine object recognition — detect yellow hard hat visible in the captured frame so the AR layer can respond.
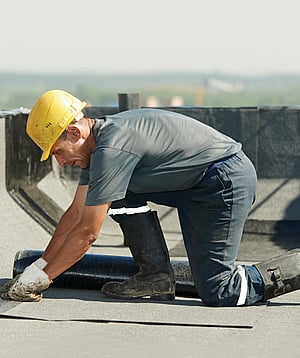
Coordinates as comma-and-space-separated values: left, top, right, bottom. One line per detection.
26, 90, 86, 161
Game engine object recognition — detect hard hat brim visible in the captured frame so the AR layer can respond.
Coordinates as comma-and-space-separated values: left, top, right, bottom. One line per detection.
40, 147, 51, 162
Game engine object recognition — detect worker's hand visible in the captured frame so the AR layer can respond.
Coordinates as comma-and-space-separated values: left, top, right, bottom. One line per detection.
0, 260, 52, 302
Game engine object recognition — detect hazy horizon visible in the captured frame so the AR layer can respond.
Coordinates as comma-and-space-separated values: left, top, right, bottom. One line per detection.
1, 0, 300, 76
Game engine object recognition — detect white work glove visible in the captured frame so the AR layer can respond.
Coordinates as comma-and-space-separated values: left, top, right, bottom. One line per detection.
0, 258, 52, 302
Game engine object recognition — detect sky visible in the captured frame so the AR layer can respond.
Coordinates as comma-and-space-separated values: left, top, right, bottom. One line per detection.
1, 0, 300, 75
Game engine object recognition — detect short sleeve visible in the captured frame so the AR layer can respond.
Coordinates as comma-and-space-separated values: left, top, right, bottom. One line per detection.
85, 147, 140, 205
79, 167, 90, 185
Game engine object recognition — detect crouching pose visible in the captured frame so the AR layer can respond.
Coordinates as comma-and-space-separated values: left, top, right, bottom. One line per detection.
1, 90, 299, 306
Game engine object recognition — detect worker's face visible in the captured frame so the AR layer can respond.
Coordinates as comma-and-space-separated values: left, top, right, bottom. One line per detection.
50, 127, 90, 169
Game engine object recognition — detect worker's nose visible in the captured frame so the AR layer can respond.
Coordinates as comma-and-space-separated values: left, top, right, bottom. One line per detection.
55, 155, 66, 167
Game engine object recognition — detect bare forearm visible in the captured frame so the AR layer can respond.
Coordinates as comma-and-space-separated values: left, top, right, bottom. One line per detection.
42, 185, 88, 262
43, 203, 109, 280
42, 208, 80, 263
44, 225, 97, 280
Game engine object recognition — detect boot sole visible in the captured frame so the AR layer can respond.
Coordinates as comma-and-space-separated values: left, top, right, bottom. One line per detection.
150, 293, 175, 301
102, 291, 175, 301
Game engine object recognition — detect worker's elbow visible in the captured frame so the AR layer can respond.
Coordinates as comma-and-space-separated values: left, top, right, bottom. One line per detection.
80, 230, 98, 251
85, 232, 98, 247
73, 222, 98, 251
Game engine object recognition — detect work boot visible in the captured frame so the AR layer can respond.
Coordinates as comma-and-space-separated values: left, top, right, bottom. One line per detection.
101, 211, 175, 300
254, 248, 300, 301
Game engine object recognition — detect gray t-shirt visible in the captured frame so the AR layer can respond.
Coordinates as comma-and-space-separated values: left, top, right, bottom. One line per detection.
79, 108, 241, 205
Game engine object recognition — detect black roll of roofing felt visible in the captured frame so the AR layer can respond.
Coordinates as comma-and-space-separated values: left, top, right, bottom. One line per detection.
13, 250, 198, 298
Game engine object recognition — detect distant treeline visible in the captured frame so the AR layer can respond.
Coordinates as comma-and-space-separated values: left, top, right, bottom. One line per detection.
1, 71, 300, 109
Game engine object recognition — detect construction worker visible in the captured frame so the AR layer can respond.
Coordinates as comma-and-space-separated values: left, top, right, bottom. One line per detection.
1, 90, 299, 305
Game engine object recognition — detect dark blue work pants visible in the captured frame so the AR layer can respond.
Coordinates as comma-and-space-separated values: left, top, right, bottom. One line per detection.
110, 151, 264, 306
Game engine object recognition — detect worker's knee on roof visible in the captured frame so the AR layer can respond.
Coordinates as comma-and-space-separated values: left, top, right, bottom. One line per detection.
196, 278, 240, 307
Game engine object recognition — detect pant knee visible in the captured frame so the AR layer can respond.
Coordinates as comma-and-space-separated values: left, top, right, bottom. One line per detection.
197, 287, 225, 307
195, 275, 240, 307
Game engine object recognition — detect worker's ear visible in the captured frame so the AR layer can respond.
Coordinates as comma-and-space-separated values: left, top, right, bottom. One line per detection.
66, 125, 81, 142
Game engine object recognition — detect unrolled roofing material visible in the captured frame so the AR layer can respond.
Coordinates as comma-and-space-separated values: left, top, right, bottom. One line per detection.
0, 284, 267, 328
13, 250, 198, 297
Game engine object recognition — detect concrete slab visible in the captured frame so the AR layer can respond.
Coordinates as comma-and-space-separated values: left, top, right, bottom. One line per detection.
250, 178, 300, 221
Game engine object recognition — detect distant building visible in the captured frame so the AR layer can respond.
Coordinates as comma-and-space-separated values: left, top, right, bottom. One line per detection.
146, 96, 159, 107
170, 96, 184, 106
